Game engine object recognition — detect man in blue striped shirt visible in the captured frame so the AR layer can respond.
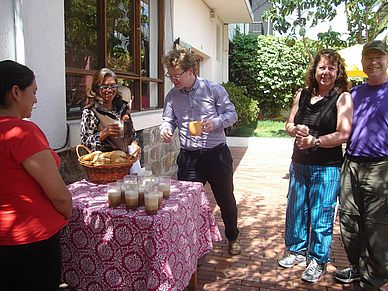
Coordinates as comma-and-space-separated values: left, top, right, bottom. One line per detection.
160, 47, 241, 255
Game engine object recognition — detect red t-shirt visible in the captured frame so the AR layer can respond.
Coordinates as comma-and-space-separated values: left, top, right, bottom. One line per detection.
0, 116, 68, 245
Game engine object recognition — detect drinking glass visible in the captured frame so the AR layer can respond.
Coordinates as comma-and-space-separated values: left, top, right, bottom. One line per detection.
159, 176, 171, 200
144, 186, 159, 215
124, 181, 139, 210
107, 182, 121, 208
115, 119, 124, 138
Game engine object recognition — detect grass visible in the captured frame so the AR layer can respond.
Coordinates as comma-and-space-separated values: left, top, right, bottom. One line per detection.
230, 120, 289, 138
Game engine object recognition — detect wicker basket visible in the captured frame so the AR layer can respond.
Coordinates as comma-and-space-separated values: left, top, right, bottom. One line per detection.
76, 145, 140, 184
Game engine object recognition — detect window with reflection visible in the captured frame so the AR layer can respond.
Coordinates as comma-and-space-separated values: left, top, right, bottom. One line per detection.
65, 0, 99, 70
65, 0, 163, 119
107, 0, 135, 72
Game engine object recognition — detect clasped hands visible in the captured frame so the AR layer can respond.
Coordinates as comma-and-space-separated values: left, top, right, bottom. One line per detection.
295, 124, 316, 150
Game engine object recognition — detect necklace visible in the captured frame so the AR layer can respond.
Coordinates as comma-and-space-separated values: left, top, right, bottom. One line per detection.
310, 94, 324, 105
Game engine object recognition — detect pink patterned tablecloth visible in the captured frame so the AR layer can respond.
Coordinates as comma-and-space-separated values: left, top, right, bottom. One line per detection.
61, 179, 221, 291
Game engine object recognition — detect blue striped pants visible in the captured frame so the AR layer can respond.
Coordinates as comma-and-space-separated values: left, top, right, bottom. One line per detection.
285, 162, 340, 263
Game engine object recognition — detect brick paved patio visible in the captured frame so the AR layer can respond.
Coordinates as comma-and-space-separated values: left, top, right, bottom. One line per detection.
195, 138, 388, 291
60, 138, 387, 291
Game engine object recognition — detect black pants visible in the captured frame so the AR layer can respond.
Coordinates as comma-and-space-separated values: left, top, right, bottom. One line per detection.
0, 231, 62, 291
339, 156, 388, 290
177, 143, 239, 241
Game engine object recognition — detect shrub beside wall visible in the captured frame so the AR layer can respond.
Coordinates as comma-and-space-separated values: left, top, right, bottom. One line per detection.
222, 82, 259, 135
229, 34, 317, 117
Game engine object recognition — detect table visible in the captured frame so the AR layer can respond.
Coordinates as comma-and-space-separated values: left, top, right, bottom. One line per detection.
60, 179, 221, 291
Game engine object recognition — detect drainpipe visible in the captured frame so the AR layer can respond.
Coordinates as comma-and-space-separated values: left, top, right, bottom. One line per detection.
14, 0, 25, 64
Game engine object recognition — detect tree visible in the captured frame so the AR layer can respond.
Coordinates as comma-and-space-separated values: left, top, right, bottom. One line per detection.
316, 26, 347, 50
229, 34, 316, 117
345, 0, 388, 44
262, 0, 341, 61
262, 0, 387, 48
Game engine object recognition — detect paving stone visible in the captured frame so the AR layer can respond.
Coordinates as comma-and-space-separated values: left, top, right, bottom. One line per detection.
196, 140, 388, 291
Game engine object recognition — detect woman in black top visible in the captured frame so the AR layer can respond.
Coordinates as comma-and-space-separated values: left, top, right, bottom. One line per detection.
277, 49, 354, 283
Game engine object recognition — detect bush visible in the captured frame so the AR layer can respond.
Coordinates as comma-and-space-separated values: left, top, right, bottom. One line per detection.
229, 34, 317, 117
222, 82, 260, 135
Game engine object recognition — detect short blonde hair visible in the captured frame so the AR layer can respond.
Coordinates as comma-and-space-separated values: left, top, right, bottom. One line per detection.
162, 47, 196, 72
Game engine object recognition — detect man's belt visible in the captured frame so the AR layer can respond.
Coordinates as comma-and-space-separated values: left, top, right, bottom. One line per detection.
346, 154, 388, 163
182, 142, 226, 155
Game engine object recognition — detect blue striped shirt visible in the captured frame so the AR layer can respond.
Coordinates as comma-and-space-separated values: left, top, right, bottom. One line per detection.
161, 76, 237, 151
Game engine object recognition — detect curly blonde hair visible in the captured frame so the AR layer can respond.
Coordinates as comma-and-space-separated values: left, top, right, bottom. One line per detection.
162, 47, 196, 72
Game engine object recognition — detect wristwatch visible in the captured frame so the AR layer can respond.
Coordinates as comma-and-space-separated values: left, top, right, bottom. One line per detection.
315, 138, 321, 147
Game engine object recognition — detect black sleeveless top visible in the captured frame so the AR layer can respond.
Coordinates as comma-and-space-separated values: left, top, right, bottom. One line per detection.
292, 88, 343, 167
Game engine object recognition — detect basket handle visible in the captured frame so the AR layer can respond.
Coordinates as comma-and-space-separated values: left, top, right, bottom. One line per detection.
76, 144, 91, 159
129, 147, 141, 160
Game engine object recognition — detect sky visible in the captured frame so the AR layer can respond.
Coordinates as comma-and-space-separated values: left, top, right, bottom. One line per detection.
277, 3, 349, 40
304, 3, 349, 40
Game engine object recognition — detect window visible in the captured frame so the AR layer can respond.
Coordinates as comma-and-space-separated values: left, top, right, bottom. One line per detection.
65, 0, 164, 119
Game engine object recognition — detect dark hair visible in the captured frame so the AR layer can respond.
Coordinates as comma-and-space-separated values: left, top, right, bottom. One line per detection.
0, 60, 35, 106
162, 47, 197, 72
305, 49, 349, 96
85, 68, 123, 109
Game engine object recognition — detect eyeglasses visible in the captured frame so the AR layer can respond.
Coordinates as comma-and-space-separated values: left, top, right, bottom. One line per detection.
99, 85, 119, 91
165, 70, 187, 79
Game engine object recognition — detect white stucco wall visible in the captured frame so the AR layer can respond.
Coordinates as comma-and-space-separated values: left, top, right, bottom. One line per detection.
172, 0, 229, 84
23, 1, 67, 150
0, 1, 16, 61
0, 0, 67, 150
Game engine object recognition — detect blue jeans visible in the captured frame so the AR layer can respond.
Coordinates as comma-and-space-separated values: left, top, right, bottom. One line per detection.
285, 162, 339, 263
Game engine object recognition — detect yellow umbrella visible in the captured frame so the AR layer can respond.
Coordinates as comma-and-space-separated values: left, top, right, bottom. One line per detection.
338, 44, 368, 78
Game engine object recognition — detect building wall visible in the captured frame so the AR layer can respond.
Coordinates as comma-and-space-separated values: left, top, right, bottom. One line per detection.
1, 0, 230, 182
0, 1, 15, 61
23, 1, 68, 150
173, 0, 229, 84
0, 0, 67, 150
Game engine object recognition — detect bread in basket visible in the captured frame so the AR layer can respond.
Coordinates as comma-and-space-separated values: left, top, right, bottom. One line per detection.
76, 145, 140, 184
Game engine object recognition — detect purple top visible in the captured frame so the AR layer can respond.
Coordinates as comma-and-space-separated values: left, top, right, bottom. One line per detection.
161, 76, 237, 151
347, 81, 388, 158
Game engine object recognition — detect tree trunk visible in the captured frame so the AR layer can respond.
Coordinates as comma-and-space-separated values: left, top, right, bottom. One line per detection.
364, 5, 369, 42
297, 0, 313, 62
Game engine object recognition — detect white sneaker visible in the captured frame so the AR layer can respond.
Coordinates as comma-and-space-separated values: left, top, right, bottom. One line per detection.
301, 258, 325, 283
278, 252, 306, 268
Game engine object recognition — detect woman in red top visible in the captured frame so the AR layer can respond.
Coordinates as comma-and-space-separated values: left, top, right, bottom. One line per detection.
0, 60, 72, 290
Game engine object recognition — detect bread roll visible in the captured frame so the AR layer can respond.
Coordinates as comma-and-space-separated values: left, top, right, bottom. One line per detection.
112, 157, 127, 163
111, 150, 127, 158
81, 151, 101, 161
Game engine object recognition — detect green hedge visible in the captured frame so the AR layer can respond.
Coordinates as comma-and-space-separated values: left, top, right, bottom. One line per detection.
222, 82, 260, 135
229, 34, 317, 117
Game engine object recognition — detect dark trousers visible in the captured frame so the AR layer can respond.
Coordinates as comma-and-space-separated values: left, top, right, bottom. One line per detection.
339, 156, 388, 290
0, 231, 62, 291
177, 143, 239, 241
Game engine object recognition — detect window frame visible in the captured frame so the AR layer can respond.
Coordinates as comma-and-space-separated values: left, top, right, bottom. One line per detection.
65, 0, 164, 120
